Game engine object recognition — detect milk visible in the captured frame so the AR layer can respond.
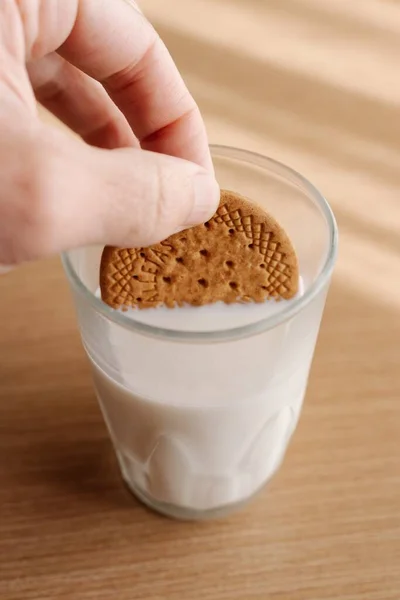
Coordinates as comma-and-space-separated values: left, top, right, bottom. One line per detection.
86, 276, 325, 516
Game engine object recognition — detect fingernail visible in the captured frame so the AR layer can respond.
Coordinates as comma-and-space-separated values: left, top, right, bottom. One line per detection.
184, 173, 220, 227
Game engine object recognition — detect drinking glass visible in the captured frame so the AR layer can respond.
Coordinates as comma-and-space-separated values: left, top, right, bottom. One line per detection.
62, 145, 338, 520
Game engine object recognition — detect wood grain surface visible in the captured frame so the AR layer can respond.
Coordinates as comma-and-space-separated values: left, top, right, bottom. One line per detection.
1, 1, 400, 598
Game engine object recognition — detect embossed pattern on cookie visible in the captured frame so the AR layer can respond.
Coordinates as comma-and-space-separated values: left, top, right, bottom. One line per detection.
100, 190, 299, 309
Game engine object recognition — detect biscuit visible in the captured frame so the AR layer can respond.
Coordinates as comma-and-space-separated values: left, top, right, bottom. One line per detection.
100, 190, 299, 310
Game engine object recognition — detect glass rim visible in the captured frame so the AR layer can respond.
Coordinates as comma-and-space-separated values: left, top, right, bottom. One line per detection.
62, 145, 338, 343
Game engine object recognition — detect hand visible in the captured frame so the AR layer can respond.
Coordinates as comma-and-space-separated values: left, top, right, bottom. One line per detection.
0, 0, 219, 266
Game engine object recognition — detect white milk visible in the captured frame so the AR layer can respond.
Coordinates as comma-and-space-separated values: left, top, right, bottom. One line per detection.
87, 277, 324, 516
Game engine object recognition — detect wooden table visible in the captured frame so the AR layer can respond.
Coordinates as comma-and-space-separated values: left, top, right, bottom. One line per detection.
1, 1, 400, 598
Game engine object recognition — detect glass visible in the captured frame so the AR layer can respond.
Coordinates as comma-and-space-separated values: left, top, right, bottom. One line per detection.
62, 145, 338, 520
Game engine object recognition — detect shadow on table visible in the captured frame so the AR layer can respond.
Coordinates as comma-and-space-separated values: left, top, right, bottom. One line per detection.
152, 16, 400, 187
219, 0, 400, 47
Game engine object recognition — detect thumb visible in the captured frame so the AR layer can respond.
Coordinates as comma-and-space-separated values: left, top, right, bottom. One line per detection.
86, 145, 220, 248
0, 127, 220, 264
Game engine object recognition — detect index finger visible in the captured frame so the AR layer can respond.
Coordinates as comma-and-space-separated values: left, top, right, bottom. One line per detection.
58, 0, 213, 170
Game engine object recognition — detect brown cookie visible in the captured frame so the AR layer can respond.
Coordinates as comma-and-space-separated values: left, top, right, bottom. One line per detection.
100, 190, 299, 310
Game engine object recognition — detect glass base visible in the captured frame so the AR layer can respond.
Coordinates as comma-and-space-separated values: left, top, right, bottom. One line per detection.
122, 475, 258, 521
115, 442, 287, 520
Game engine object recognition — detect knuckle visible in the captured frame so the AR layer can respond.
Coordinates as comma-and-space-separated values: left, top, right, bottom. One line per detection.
119, 153, 172, 247
145, 157, 182, 242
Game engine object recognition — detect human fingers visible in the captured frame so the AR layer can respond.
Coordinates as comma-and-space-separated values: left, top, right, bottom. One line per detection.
0, 125, 219, 265
19, 0, 213, 169
27, 53, 138, 149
